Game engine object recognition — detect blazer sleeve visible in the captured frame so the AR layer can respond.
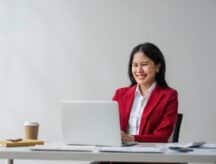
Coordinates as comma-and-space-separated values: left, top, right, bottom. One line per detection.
134, 90, 178, 142
112, 89, 119, 101
112, 87, 127, 101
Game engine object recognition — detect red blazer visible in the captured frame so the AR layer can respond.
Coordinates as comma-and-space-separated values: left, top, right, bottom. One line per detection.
112, 85, 178, 143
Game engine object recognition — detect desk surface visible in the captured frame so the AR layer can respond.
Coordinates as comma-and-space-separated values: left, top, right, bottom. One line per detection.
0, 144, 216, 163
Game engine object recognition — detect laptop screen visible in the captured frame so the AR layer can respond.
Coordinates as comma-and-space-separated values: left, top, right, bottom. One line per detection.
61, 100, 122, 146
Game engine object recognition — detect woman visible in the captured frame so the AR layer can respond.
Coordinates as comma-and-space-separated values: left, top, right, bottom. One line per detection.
113, 42, 178, 143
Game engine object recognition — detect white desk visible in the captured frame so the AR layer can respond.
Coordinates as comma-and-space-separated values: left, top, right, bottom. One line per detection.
1, 144, 216, 164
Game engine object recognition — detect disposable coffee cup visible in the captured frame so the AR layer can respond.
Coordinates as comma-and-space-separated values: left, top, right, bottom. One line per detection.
24, 121, 39, 140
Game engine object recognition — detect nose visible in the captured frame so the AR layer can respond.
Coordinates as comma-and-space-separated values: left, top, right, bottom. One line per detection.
136, 65, 143, 72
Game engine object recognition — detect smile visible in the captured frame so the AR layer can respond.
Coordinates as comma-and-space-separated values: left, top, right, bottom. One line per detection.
135, 74, 147, 79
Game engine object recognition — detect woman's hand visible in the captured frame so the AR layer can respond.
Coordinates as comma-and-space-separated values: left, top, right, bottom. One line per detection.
121, 131, 135, 143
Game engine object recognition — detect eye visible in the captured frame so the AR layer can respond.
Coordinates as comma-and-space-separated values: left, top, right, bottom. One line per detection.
141, 63, 148, 66
132, 63, 138, 67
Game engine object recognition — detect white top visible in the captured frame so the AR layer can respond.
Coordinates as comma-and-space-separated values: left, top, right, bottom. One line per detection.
128, 82, 156, 135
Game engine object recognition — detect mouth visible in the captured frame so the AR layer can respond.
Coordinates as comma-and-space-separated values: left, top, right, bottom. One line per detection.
135, 74, 147, 80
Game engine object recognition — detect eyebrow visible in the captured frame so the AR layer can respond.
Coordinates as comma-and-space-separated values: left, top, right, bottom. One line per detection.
132, 61, 150, 64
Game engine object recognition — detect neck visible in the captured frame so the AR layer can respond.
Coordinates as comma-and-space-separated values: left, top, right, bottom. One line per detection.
138, 82, 155, 96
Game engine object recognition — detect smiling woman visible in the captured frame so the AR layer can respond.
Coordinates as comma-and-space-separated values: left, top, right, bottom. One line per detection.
113, 42, 178, 143
131, 52, 160, 95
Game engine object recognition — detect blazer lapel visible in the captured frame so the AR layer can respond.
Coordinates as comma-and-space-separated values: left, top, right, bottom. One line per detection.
123, 85, 136, 131
139, 86, 164, 133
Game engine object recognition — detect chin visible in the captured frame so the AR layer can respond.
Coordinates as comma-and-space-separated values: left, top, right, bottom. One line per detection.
136, 79, 152, 86
136, 81, 148, 86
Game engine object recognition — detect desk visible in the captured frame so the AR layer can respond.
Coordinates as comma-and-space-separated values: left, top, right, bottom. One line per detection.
1, 144, 216, 164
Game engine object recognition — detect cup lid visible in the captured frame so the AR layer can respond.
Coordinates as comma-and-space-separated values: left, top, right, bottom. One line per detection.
24, 121, 39, 126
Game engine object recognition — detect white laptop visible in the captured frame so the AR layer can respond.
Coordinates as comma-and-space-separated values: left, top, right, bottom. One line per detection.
60, 100, 122, 147
32, 100, 163, 152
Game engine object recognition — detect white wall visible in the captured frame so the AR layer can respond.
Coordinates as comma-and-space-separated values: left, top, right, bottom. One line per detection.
0, 0, 216, 163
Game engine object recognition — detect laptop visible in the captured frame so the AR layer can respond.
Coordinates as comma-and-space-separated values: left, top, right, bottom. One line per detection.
60, 100, 122, 147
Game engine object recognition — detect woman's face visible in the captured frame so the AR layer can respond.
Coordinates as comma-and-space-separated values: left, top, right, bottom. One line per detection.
132, 52, 160, 87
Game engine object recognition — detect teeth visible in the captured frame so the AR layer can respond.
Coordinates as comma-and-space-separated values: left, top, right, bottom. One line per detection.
137, 76, 145, 79
136, 75, 146, 79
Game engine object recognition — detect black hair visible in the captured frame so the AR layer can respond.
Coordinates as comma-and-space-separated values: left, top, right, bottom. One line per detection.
128, 42, 169, 88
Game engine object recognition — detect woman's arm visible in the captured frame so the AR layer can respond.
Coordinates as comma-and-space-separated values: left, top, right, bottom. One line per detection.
134, 91, 178, 142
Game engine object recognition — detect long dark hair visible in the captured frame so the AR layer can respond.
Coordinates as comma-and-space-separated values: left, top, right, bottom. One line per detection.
128, 42, 169, 88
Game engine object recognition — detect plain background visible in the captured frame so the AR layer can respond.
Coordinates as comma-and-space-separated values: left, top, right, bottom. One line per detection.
1, 0, 216, 164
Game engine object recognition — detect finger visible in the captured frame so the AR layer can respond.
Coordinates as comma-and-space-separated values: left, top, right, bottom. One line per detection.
121, 131, 125, 135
